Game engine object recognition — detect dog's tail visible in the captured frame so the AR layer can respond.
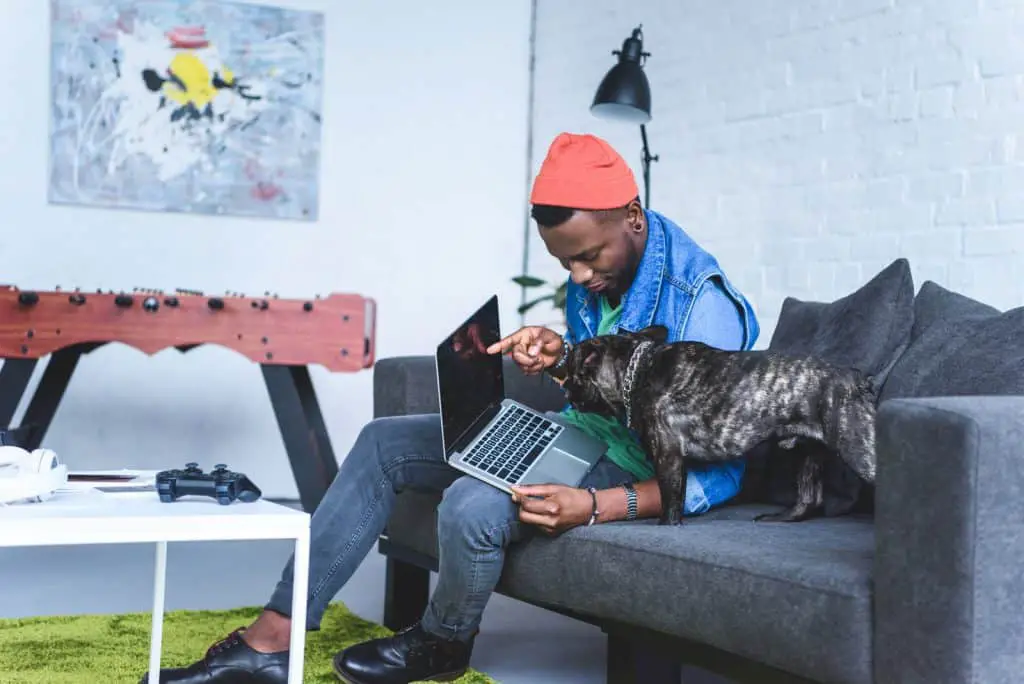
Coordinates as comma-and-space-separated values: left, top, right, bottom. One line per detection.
850, 371, 885, 408
855, 340, 907, 404
846, 366, 882, 403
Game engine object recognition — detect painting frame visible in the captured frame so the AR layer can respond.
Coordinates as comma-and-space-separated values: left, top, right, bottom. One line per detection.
47, 0, 326, 221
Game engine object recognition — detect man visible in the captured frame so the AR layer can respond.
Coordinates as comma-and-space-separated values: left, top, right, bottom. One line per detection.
141, 132, 758, 684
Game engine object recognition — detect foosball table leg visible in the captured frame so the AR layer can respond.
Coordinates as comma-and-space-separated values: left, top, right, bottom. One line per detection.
20, 343, 101, 450
261, 364, 339, 513
0, 358, 38, 427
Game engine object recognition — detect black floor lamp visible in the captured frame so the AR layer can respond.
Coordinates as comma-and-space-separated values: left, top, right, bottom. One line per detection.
591, 25, 658, 208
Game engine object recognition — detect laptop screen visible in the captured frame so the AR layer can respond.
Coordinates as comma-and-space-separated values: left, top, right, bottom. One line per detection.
435, 295, 504, 455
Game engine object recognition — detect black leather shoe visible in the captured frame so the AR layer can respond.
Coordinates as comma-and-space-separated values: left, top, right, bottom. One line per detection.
139, 628, 288, 683
332, 622, 473, 684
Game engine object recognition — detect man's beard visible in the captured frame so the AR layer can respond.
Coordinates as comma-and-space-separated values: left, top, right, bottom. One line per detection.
606, 239, 644, 302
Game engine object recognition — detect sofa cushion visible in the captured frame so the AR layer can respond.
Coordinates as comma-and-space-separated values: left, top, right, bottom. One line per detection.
743, 258, 916, 514
880, 281, 1024, 401
503, 507, 874, 684
384, 492, 873, 684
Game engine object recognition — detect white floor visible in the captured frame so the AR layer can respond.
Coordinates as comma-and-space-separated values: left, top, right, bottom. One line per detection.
0, 506, 729, 684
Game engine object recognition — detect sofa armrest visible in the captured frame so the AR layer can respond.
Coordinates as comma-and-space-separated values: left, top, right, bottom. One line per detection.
874, 395, 1024, 684
373, 355, 568, 419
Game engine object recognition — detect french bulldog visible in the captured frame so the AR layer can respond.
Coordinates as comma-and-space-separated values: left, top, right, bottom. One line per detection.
561, 325, 877, 525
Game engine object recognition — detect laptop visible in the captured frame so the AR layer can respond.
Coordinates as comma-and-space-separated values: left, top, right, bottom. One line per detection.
434, 295, 607, 494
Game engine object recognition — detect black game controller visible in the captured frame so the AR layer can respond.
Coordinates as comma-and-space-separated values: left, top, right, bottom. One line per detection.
156, 462, 262, 505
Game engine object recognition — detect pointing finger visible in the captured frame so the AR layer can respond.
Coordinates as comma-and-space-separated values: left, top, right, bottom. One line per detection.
485, 339, 509, 355
486, 333, 522, 355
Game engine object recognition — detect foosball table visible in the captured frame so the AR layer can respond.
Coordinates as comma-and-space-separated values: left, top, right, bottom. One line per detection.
0, 284, 376, 512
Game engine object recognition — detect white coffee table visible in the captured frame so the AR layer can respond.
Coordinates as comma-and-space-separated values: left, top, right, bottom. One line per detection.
0, 483, 311, 684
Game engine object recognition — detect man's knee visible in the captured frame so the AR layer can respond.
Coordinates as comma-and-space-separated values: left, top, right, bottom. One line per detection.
351, 415, 439, 468
437, 476, 519, 550
349, 417, 393, 471
344, 411, 440, 481
353, 416, 393, 451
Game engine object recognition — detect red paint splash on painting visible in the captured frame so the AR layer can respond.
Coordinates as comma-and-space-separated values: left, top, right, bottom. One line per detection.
93, 9, 137, 41
116, 9, 137, 34
243, 161, 283, 201
166, 25, 210, 49
252, 182, 283, 201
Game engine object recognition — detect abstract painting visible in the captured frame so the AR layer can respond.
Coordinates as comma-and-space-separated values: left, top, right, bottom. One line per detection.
48, 0, 325, 220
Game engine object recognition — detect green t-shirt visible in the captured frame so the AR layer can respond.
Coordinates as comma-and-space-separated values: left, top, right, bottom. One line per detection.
560, 296, 655, 480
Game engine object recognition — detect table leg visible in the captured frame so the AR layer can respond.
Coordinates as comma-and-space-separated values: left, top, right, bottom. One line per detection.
19, 344, 97, 449
149, 541, 168, 684
288, 527, 310, 684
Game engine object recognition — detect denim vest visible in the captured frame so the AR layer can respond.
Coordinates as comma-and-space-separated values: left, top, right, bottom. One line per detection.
560, 209, 761, 515
564, 209, 760, 351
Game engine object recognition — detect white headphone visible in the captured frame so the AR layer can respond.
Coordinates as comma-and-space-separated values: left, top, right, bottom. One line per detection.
0, 446, 67, 504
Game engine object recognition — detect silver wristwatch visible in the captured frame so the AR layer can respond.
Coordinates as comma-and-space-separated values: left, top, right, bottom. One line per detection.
622, 482, 638, 520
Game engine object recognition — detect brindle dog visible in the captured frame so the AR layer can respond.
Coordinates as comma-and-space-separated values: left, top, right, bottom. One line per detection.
560, 325, 877, 525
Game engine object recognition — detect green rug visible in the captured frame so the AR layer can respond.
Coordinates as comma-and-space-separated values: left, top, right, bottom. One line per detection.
0, 603, 496, 683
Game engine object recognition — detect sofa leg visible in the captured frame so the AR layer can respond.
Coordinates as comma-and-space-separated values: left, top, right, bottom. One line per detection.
606, 632, 683, 684
638, 654, 683, 684
383, 555, 430, 631
606, 632, 637, 684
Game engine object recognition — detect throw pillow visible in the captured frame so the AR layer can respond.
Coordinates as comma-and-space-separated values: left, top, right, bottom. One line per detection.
768, 257, 916, 379
880, 281, 1024, 401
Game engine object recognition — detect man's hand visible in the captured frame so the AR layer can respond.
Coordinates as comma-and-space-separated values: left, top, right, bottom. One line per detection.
486, 326, 564, 375
510, 484, 593, 535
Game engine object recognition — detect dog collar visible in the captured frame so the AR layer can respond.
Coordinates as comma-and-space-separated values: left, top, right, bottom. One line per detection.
623, 340, 655, 429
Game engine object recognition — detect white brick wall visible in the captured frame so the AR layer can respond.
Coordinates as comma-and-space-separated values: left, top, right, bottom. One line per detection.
524, 0, 1024, 346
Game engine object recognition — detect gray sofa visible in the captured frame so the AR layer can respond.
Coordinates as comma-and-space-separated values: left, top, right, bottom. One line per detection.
372, 257, 1024, 684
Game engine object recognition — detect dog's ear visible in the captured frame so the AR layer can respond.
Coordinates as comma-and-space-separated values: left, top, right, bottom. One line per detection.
632, 325, 669, 344
577, 340, 603, 368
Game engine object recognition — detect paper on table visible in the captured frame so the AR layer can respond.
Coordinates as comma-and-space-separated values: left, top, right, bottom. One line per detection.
66, 470, 158, 489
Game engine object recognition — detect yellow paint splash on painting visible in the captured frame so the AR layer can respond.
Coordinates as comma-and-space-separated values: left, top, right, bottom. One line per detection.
163, 51, 235, 109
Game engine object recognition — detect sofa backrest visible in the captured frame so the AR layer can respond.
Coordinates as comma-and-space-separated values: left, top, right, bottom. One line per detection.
879, 281, 1024, 401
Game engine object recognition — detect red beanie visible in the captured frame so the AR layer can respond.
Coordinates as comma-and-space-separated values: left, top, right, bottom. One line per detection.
530, 133, 639, 210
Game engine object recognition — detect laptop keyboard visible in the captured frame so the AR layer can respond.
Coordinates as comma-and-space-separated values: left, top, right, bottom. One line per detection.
462, 406, 561, 484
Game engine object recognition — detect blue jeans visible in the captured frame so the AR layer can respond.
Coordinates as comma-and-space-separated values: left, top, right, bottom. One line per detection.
264, 413, 741, 642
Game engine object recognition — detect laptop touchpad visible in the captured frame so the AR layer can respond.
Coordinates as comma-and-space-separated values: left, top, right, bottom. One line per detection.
519, 451, 589, 487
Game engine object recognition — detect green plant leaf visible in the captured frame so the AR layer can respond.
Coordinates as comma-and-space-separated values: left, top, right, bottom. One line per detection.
517, 294, 554, 314
553, 281, 567, 310
512, 275, 547, 288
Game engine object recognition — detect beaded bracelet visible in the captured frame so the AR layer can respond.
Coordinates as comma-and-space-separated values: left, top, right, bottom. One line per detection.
586, 486, 600, 526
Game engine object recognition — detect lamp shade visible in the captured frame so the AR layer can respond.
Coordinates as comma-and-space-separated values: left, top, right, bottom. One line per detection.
590, 27, 652, 124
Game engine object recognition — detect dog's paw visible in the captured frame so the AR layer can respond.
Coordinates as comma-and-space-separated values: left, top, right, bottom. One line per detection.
658, 511, 683, 526
754, 506, 815, 523
753, 511, 789, 523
